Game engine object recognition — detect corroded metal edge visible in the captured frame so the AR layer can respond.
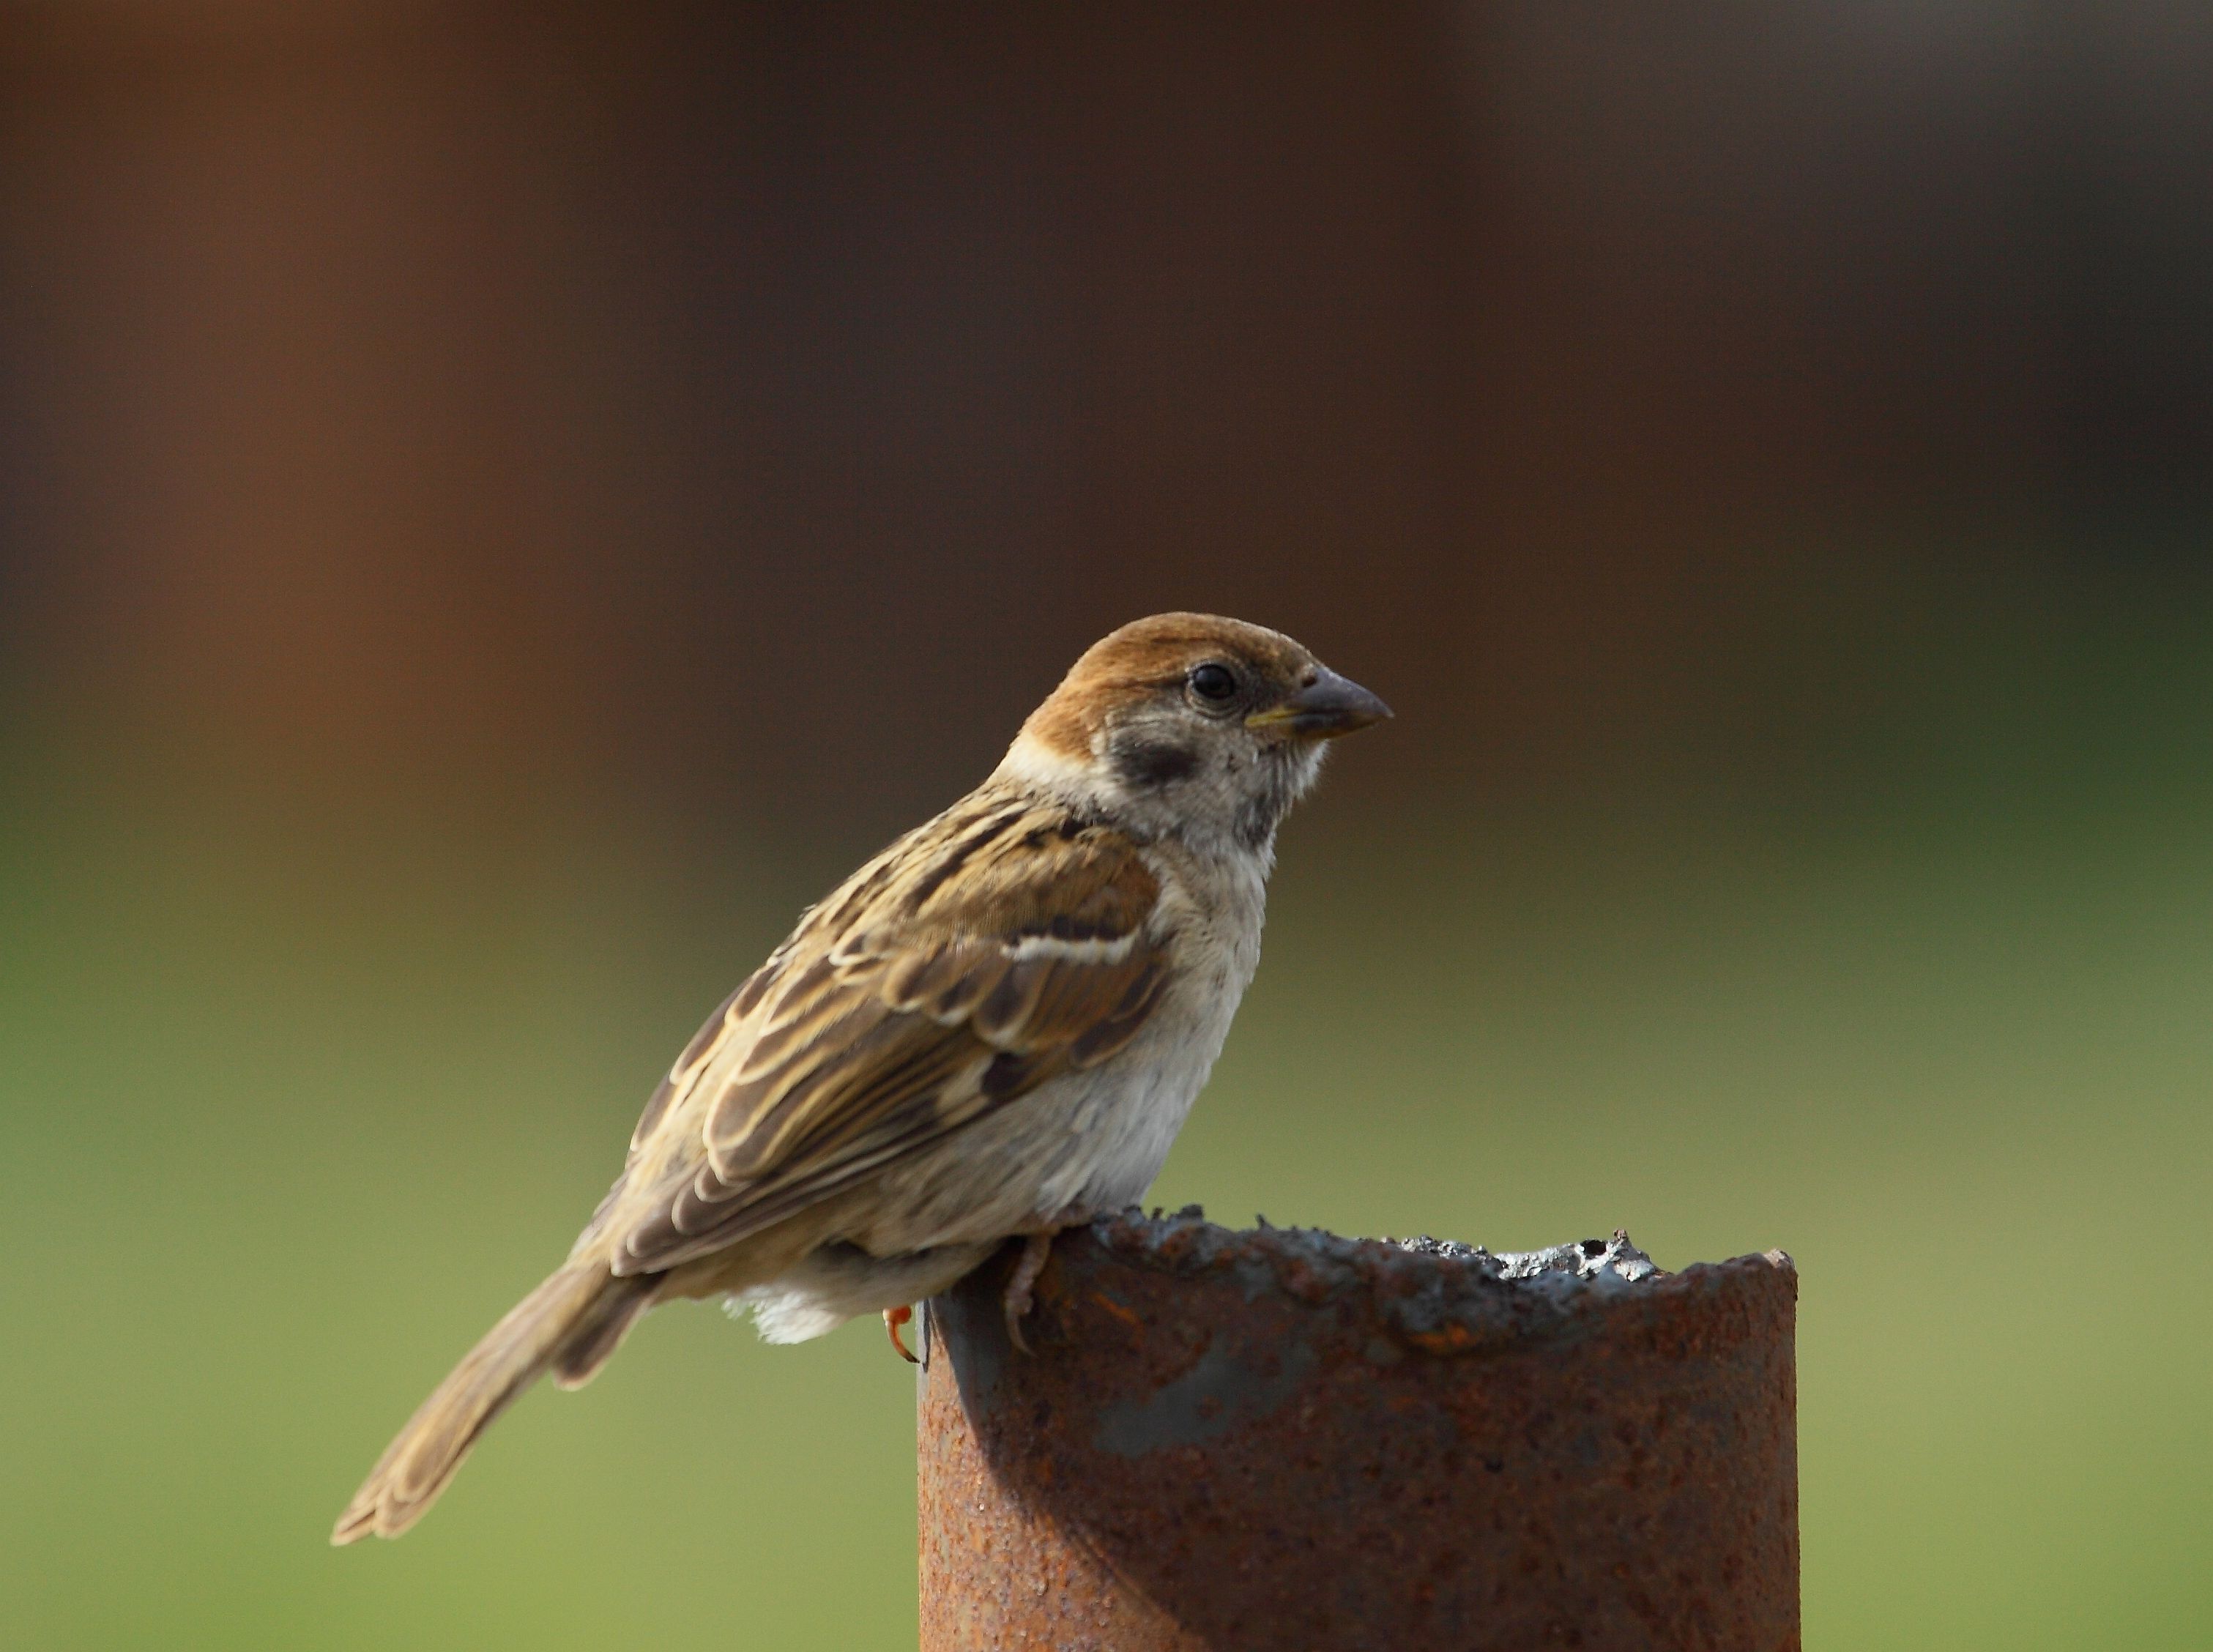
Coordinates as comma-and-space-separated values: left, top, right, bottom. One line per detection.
1069, 1205, 1795, 1356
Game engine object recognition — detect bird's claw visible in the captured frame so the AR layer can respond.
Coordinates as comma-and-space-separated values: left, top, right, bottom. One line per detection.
884, 1303, 919, 1363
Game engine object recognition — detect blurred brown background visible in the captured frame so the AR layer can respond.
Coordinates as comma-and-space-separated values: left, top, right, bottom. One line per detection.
3, 5, 2209, 1649
14, 1, 2210, 841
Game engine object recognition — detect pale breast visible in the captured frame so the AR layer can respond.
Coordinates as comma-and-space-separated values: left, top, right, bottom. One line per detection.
834, 839, 1268, 1251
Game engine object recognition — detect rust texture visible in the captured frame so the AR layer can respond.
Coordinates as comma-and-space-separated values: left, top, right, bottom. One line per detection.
918, 1209, 1799, 1651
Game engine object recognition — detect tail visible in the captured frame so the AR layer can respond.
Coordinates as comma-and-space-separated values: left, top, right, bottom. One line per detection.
332, 1262, 655, 1543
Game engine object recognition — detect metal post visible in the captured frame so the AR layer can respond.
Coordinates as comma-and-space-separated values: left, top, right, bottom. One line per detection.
918, 1209, 1798, 1651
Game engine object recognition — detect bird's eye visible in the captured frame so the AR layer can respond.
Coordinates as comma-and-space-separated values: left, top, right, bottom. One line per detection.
1188, 663, 1239, 705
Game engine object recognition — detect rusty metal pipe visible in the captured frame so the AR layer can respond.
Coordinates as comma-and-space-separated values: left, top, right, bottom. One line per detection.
918, 1208, 1798, 1651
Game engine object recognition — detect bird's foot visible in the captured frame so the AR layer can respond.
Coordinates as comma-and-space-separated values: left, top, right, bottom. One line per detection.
1002, 1233, 1054, 1355
1002, 1208, 1103, 1355
884, 1303, 919, 1363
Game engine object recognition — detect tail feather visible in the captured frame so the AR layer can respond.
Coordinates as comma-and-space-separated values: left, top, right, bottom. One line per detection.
332, 1264, 655, 1544
549, 1277, 656, 1390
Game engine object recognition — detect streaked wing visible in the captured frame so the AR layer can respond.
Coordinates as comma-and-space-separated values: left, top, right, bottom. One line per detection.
593, 789, 1169, 1276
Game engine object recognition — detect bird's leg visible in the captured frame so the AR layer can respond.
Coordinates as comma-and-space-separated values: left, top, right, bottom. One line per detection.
1002, 1234, 1054, 1355
1002, 1208, 1104, 1355
883, 1304, 919, 1363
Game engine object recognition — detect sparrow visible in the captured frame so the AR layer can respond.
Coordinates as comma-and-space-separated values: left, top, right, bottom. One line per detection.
333, 612, 1388, 1543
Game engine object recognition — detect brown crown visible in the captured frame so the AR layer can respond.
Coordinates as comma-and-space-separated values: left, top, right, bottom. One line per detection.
1021, 613, 1317, 758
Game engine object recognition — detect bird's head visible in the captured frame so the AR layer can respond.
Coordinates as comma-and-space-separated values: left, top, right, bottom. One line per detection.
996, 612, 1391, 855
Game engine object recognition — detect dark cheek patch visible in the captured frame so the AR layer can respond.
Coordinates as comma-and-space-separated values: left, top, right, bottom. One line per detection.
1111, 734, 1200, 789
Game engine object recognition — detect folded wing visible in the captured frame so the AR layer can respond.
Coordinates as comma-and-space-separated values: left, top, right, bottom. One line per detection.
588, 792, 1169, 1277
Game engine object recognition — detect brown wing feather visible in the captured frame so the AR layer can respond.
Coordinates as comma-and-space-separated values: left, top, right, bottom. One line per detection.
596, 789, 1167, 1277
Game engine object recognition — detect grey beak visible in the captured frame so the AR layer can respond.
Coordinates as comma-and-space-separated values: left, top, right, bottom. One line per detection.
1247, 667, 1393, 739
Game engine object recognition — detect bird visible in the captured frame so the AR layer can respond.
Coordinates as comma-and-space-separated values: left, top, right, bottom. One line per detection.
332, 611, 1388, 1543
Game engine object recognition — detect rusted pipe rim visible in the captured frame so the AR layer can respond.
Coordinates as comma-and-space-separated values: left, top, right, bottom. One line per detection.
967, 1205, 1790, 1363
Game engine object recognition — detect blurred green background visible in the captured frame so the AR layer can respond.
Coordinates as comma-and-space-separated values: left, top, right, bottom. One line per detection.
4, 5, 2212, 1648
